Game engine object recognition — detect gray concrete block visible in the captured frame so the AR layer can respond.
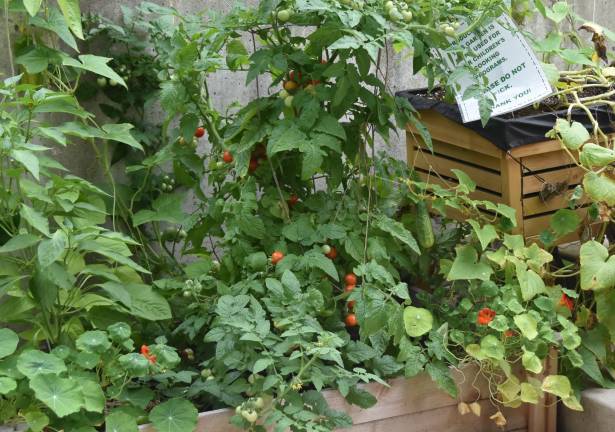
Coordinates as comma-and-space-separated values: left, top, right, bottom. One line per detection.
559, 388, 615, 432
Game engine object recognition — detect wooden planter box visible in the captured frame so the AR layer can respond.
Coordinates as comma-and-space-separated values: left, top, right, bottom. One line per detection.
406, 109, 594, 243
140, 362, 557, 432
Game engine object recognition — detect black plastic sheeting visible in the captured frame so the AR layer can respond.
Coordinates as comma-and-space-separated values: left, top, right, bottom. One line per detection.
396, 89, 615, 151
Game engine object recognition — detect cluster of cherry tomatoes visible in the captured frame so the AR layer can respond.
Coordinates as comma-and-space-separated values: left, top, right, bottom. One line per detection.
343, 273, 358, 327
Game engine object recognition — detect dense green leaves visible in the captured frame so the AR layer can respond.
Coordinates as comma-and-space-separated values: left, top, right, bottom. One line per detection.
149, 399, 198, 432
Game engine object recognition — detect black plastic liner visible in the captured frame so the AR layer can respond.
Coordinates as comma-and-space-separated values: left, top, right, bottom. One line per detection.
397, 89, 615, 151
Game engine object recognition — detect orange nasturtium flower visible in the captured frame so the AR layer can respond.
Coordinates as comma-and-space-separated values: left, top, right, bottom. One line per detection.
140, 344, 157, 364
559, 294, 574, 312
477, 308, 496, 325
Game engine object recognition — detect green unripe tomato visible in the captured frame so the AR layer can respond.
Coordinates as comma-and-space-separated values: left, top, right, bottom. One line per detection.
211, 260, 220, 271
183, 290, 191, 297
388, 8, 403, 21
241, 409, 258, 423
253, 397, 264, 409
178, 229, 187, 239
279, 89, 289, 99
277, 9, 292, 22
96, 77, 107, 87
284, 95, 294, 107
444, 25, 456, 36
402, 10, 413, 22
235, 405, 243, 415
109, 79, 118, 87
384, 1, 395, 10
352, 0, 364, 9
206, 375, 215, 381
321, 244, 331, 254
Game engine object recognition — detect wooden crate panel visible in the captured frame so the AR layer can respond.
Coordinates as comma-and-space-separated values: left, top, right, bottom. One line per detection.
520, 150, 578, 172
522, 167, 585, 195
415, 171, 504, 204
411, 140, 501, 171
523, 207, 588, 238
407, 110, 503, 158
413, 152, 502, 194
350, 401, 527, 432
522, 195, 588, 217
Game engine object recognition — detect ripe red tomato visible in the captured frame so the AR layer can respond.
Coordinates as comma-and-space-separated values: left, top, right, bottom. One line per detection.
249, 158, 259, 172
345, 314, 358, 327
325, 246, 337, 260
347, 300, 356, 310
344, 273, 357, 286
289, 70, 302, 82
222, 151, 233, 163
271, 251, 284, 265
288, 194, 299, 207
194, 127, 205, 138
344, 284, 355, 293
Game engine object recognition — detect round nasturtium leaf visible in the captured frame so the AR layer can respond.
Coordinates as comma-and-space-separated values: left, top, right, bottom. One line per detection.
17, 350, 67, 378
76, 330, 111, 354
118, 353, 149, 377
29, 374, 84, 418
541, 375, 572, 398
105, 411, 138, 432
149, 398, 198, 432
0, 328, 19, 359
0, 377, 17, 394
403, 306, 433, 337
107, 322, 132, 342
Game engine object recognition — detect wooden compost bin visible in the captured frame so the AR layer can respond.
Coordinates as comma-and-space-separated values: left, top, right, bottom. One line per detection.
140, 360, 558, 432
406, 109, 593, 243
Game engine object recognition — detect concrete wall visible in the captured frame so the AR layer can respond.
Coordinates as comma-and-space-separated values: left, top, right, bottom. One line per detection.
0, 0, 613, 168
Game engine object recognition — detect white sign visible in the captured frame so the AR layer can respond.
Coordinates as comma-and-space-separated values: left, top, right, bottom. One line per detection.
446, 14, 552, 123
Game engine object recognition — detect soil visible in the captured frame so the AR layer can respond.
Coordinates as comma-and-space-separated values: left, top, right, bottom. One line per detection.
413, 86, 613, 119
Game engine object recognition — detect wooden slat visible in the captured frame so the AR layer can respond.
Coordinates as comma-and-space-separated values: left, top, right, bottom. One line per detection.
415, 171, 504, 204
523, 208, 588, 238
407, 110, 503, 158
522, 194, 588, 217
509, 140, 562, 158
412, 140, 501, 171
520, 150, 578, 172
350, 401, 527, 432
522, 167, 585, 195
501, 153, 524, 234
413, 152, 502, 194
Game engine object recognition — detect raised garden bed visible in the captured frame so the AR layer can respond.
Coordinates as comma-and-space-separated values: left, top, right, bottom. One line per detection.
139, 362, 557, 432
399, 89, 613, 243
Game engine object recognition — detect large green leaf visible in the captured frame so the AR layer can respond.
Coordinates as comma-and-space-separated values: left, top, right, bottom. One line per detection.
480, 335, 504, 360
57, 0, 83, 39
20, 204, 50, 236
132, 193, 186, 226
17, 350, 66, 378
101, 124, 143, 150
580, 241, 615, 291
583, 172, 615, 206
374, 215, 420, 254
123, 284, 172, 321
29, 374, 84, 417
516, 265, 546, 301
0, 377, 17, 395
11, 149, 40, 180
447, 245, 493, 281
552, 119, 590, 150
149, 399, 198, 432
403, 306, 433, 337
541, 375, 572, 398
0, 328, 19, 359
63, 55, 126, 87
76, 331, 112, 354
0, 234, 40, 253
522, 348, 543, 374
29, 7, 78, 52
467, 220, 498, 250
81, 380, 105, 413
23, 0, 43, 16
580, 143, 615, 168
105, 411, 138, 432
37, 230, 68, 268
514, 313, 538, 340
